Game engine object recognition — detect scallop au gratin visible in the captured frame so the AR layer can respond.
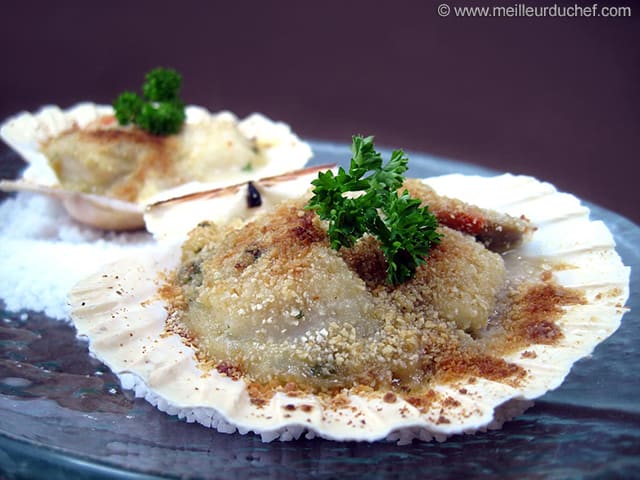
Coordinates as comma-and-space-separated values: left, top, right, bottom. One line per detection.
42, 113, 272, 203
0, 103, 312, 230
162, 180, 577, 394
68, 168, 629, 443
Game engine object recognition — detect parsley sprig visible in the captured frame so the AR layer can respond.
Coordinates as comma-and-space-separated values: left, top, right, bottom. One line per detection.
113, 68, 186, 136
306, 135, 442, 285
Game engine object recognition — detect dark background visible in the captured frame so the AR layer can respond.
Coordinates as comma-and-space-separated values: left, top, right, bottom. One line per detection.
1, 1, 638, 223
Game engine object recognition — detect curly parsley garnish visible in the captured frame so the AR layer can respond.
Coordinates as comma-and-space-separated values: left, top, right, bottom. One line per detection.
306, 135, 442, 285
113, 68, 186, 136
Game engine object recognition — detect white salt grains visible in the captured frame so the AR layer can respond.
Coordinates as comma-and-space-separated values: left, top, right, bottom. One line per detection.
0, 192, 154, 320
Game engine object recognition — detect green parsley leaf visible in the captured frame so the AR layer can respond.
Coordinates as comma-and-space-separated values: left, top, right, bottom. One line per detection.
142, 68, 182, 102
306, 135, 442, 285
136, 100, 186, 136
113, 91, 143, 125
113, 67, 186, 136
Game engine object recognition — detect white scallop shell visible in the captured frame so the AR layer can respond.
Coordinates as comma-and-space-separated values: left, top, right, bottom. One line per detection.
0, 103, 312, 230
144, 163, 336, 242
68, 173, 630, 443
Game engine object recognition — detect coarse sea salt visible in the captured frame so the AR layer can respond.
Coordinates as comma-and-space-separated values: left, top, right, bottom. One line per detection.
0, 192, 154, 320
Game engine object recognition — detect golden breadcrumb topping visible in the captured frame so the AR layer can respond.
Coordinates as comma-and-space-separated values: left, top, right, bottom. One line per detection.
161, 184, 583, 399
403, 179, 532, 252
42, 117, 264, 203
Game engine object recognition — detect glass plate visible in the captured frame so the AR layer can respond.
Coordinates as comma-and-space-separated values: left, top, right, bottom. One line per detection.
1, 141, 638, 480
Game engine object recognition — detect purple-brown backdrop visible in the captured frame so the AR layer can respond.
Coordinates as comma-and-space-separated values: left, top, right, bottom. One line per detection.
1, 1, 638, 223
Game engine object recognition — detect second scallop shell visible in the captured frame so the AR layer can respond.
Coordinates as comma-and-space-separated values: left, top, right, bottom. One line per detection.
0, 103, 312, 230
